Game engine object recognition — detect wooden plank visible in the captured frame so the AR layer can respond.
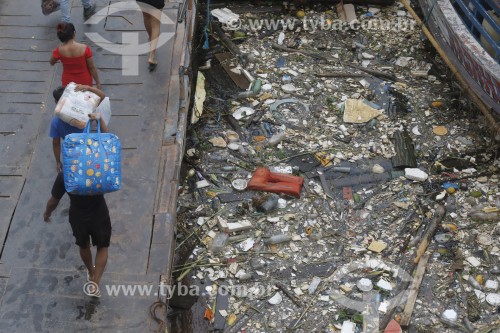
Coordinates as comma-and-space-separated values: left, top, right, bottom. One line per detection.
0, 93, 45, 104
0, 69, 52, 82
0, 16, 58, 27
0, 26, 54, 39
0, 38, 55, 52
0, 81, 47, 94
400, 253, 430, 326
0, 60, 51, 71
0, 198, 16, 248
0, 176, 24, 197
414, 205, 445, 263
155, 145, 178, 214
0, 165, 26, 176
0, 113, 33, 132
0, 49, 52, 62
0, 117, 40, 168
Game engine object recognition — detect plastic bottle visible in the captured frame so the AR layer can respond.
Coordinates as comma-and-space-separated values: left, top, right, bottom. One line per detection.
446, 195, 456, 213
263, 234, 292, 245
308, 276, 321, 294
251, 79, 262, 94
268, 132, 286, 146
237, 90, 256, 99
257, 194, 279, 213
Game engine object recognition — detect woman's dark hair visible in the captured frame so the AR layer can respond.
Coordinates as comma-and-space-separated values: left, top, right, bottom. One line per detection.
53, 86, 65, 102
56, 23, 76, 43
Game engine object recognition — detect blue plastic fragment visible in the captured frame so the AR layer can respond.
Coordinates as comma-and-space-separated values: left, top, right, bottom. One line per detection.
276, 57, 286, 68
442, 182, 459, 190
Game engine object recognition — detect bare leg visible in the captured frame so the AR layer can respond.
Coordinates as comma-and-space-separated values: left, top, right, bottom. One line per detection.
141, 11, 153, 39
79, 243, 95, 280
145, 8, 161, 64
92, 246, 108, 285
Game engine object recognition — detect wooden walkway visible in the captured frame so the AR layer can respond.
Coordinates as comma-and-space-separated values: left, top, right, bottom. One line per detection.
0, 0, 193, 331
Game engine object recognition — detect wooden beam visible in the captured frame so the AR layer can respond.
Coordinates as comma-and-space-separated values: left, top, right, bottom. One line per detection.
414, 205, 445, 264
400, 253, 430, 326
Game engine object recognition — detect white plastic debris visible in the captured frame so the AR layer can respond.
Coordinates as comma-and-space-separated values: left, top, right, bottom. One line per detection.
196, 180, 210, 188
278, 32, 285, 45
278, 198, 287, 209
262, 83, 273, 92
359, 79, 370, 88
484, 280, 499, 291
362, 53, 375, 59
233, 107, 255, 120
441, 309, 458, 323
404, 168, 428, 182
395, 56, 414, 67
412, 126, 422, 136
210, 8, 239, 25
486, 293, 500, 306
435, 190, 447, 201
281, 84, 300, 93
357, 278, 373, 291
376, 279, 393, 291
341, 320, 356, 333
268, 292, 283, 305
372, 164, 385, 174
238, 238, 255, 252
232, 179, 248, 191
466, 256, 481, 267
378, 301, 389, 313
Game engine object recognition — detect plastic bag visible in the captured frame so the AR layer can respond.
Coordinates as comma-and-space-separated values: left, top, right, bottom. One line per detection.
41, 0, 60, 15
95, 97, 111, 126
62, 120, 121, 195
54, 82, 101, 129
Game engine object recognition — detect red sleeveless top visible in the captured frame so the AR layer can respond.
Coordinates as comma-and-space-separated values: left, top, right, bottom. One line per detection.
52, 46, 93, 87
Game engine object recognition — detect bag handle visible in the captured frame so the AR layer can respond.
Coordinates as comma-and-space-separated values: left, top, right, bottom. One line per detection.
83, 119, 110, 188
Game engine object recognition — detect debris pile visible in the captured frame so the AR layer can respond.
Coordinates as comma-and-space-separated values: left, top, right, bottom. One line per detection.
173, 1, 500, 332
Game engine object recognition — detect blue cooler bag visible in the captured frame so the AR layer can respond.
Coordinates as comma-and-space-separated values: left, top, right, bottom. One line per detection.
62, 120, 121, 195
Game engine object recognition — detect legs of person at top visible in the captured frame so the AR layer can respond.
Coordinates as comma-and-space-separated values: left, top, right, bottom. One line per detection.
93, 246, 108, 286
79, 243, 108, 292
60, 0, 94, 23
60, 0, 72, 23
141, 7, 161, 67
79, 242, 95, 280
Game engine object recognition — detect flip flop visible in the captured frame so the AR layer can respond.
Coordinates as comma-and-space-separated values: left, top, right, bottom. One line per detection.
148, 62, 158, 72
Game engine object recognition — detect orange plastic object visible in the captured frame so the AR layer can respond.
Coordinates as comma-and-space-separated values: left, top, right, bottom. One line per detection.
247, 167, 304, 198
204, 308, 214, 321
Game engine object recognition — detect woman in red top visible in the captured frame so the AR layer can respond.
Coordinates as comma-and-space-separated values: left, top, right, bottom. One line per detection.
50, 23, 101, 89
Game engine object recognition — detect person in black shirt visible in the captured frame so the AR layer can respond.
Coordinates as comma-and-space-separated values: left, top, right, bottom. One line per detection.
43, 112, 110, 298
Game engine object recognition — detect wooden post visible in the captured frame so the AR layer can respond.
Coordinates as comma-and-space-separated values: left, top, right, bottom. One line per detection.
400, 253, 430, 326
414, 205, 445, 264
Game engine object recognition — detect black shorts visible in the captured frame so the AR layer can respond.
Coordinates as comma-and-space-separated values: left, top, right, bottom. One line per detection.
69, 217, 112, 248
136, 0, 165, 10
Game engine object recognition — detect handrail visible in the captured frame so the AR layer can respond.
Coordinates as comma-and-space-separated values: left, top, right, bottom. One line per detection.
481, 0, 500, 17
452, 0, 500, 61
